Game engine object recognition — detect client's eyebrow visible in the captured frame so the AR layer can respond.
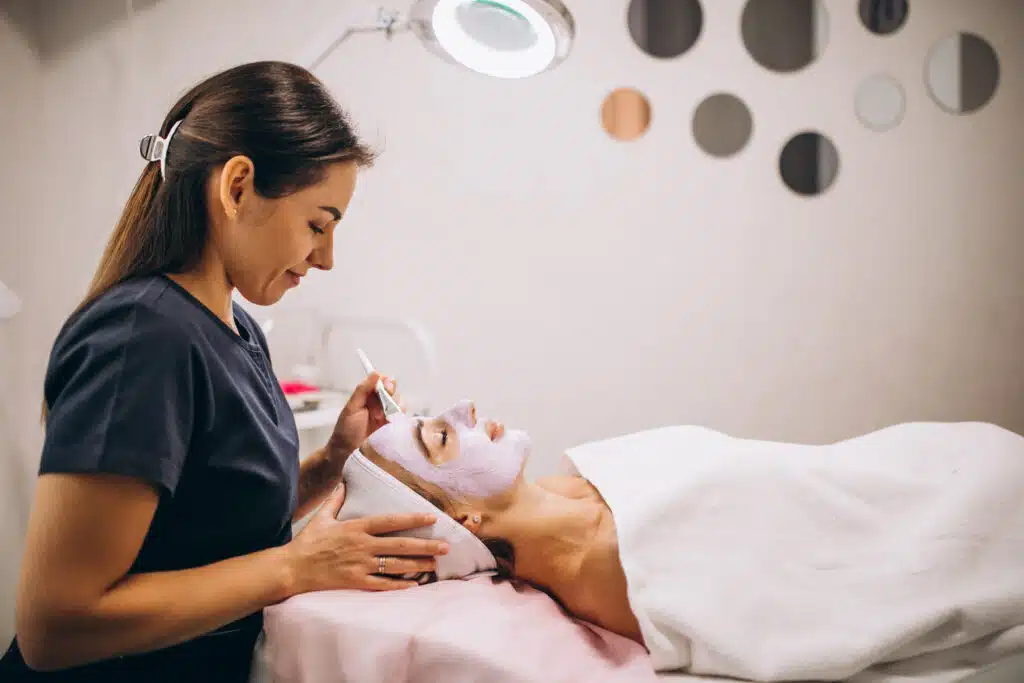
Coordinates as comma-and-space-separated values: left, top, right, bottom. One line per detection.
414, 419, 430, 460
319, 205, 341, 221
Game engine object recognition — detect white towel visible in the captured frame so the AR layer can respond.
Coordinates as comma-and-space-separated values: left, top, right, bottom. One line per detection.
565, 422, 1024, 681
337, 451, 497, 580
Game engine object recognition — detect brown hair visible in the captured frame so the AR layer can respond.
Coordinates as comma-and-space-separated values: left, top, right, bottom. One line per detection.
43, 61, 375, 418
359, 447, 517, 582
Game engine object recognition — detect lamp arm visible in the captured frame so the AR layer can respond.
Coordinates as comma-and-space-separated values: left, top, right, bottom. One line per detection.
305, 7, 412, 72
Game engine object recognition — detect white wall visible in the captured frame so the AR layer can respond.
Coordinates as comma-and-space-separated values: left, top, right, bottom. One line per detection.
929, 35, 961, 110
0, 9, 44, 646
304, 0, 1024, 451
1, 0, 1022, 648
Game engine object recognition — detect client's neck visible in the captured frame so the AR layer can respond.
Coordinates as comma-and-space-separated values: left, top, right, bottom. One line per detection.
481, 483, 602, 590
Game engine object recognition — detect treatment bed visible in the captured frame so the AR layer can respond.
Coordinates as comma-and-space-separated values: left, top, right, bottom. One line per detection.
252, 421, 1024, 683
251, 577, 1024, 683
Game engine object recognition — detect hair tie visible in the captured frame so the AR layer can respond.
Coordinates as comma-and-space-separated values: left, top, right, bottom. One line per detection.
138, 119, 183, 180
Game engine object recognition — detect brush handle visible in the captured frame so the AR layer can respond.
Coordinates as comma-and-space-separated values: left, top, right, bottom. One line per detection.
355, 348, 375, 375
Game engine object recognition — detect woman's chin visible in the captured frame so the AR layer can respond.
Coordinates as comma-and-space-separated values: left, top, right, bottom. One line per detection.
237, 283, 287, 307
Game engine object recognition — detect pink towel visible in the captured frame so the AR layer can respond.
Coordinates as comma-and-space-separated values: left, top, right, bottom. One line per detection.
262, 576, 657, 683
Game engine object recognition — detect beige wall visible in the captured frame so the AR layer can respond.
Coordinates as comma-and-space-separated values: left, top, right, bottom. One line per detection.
1, 0, 1022, 647
0, 10, 43, 645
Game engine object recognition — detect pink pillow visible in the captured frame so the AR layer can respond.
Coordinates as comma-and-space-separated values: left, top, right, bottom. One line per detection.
262, 576, 657, 683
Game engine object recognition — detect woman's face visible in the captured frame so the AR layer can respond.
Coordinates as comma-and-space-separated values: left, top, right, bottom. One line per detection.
211, 159, 359, 306
366, 400, 532, 503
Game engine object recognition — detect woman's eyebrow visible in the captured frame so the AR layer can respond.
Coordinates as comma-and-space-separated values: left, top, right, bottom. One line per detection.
319, 205, 341, 221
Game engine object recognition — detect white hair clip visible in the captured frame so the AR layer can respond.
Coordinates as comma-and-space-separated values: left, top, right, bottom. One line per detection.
138, 119, 183, 180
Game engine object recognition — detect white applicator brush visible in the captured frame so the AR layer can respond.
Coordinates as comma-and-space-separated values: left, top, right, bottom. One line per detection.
356, 348, 403, 422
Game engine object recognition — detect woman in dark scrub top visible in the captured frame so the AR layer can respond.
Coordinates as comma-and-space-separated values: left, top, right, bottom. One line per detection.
0, 61, 448, 682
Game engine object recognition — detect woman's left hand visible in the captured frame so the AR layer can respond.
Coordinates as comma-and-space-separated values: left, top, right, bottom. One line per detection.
329, 372, 404, 455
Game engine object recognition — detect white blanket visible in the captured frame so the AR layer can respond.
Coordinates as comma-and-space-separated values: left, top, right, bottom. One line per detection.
564, 421, 1024, 682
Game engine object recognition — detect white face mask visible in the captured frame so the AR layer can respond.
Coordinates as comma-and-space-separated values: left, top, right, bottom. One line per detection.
366, 400, 531, 498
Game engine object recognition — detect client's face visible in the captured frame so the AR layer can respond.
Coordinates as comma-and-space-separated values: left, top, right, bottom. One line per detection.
366, 399, 530, 500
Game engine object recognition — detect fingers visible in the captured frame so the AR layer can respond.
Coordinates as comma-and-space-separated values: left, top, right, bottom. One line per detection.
372, 535, 449, 558
374, 556, 437, 576
348, 371, 381, 406
360, 373, 397, 398
352, 374, 399, 427
388, 387, 406, 413
376, 376, 398, 409
319, 482, 347, 518
362, 575, 421, 591
358, 512, 438, 536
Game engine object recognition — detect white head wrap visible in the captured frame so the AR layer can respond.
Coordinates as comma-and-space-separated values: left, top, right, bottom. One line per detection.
337, 450, 497, 581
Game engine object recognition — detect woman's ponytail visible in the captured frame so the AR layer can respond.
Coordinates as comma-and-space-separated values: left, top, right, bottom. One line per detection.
81, 162, 162, 311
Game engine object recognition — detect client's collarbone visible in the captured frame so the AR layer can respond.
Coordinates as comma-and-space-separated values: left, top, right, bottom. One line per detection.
547, 507, 614, 600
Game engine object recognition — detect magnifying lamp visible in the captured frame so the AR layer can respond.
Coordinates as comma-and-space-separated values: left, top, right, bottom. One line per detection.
306, 0, 575, 79
0, 280, 21, 321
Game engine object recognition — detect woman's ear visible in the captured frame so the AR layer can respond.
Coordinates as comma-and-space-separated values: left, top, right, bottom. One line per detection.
455, 510, 484, 535
217, 155, 255, 220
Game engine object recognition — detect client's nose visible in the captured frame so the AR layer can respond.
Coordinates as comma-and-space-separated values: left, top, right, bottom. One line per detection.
485, 421, 505, 441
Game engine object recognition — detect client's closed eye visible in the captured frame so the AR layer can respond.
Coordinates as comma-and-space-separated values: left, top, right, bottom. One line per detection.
416, 419, 453, 463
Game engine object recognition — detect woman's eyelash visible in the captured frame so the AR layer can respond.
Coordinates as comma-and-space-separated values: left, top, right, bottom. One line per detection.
309, 222, 325, 235
440, 429, 448, 447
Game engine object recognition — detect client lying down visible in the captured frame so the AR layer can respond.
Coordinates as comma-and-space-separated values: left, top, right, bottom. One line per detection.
338, 401, 1024, 681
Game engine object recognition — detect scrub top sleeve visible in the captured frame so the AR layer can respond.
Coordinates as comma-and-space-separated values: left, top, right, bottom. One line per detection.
40, 302, 198, 497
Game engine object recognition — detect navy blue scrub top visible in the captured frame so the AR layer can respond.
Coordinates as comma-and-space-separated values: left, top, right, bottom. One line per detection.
1, 275, 300, 682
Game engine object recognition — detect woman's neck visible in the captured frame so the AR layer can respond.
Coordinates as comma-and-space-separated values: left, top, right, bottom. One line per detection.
484, 483, 604, 590
166, 262, 235, 331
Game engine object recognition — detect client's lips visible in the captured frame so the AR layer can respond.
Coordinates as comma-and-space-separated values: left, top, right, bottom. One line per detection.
486, 421, 505, 441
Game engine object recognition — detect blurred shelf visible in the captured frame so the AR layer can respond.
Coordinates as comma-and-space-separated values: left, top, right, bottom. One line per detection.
287, 391, 348, 432
287, 390, 430, 433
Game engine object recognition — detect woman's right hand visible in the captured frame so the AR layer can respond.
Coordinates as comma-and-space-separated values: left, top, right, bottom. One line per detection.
284, 482, 448, 595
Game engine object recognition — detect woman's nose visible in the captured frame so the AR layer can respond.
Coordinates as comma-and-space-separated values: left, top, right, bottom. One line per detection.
309, 238, 334, 271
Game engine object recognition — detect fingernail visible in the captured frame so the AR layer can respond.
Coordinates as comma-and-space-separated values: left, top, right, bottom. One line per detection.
438, 543, 450, 554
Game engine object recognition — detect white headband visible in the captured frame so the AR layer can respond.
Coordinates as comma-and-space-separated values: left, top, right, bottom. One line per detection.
338, 451, 497, 582
138, 119, 183, 180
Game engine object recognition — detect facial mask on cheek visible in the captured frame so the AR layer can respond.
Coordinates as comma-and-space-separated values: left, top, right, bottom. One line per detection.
367, 401, 530, 498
